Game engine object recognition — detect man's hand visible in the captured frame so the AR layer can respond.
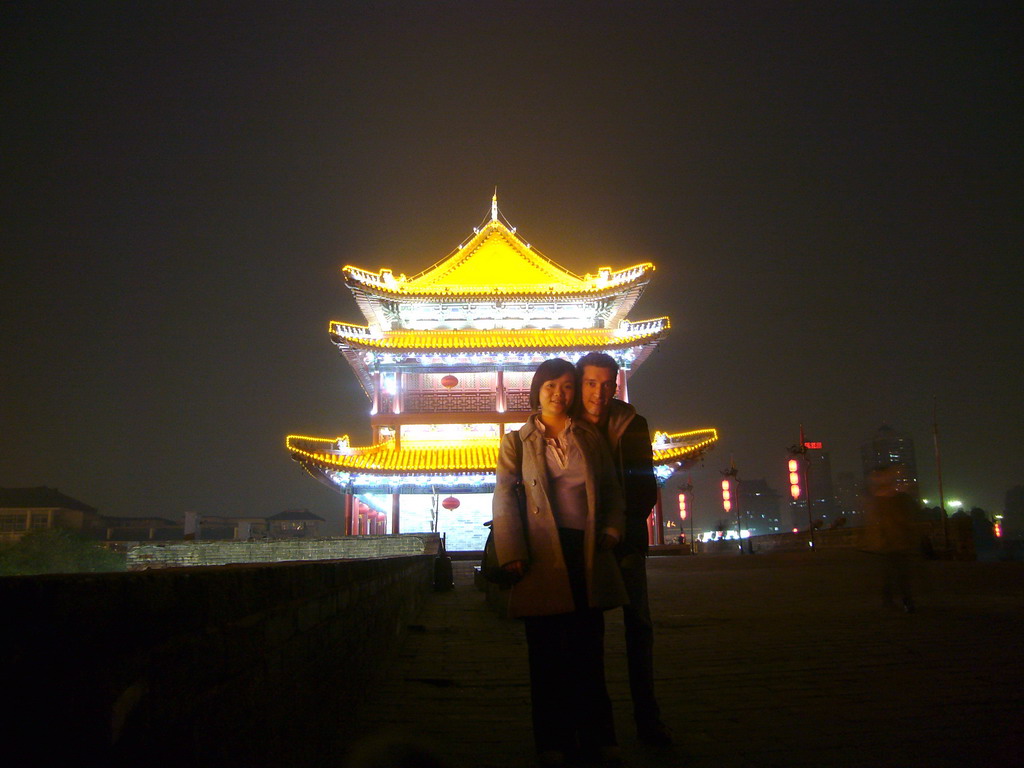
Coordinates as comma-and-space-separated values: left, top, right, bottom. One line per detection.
501, 559, 528, 577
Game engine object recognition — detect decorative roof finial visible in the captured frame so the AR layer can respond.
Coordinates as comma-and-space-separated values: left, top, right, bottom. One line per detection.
492, 187, 498, 222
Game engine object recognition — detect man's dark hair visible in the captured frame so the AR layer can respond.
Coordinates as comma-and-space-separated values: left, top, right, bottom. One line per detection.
529, 358, 578, 410
575, 351, 619, 378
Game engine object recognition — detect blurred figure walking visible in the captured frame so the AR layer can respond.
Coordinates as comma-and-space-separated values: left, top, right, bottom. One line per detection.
863, 464, 918, 612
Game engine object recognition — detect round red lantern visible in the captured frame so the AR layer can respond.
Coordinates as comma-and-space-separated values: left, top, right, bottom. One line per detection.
441, 496, 460, 510
440, 374, 459, 389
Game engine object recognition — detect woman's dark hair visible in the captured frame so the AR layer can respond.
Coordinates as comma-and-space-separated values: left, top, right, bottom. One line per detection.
528, 358, 578, 411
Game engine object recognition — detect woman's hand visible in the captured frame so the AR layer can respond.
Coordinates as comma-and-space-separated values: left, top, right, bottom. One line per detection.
501, 559, 528, 578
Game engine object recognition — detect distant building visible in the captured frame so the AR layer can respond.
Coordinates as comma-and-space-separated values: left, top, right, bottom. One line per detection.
834, 471, 864, 524
99, 516, 179, 541
0, 487, 102, 544
266, 509, 325, 538
738, 479, 782, 535
860, 423, 919, 496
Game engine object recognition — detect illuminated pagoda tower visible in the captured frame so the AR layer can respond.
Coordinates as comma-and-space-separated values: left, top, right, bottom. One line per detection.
287, 195, 717, 550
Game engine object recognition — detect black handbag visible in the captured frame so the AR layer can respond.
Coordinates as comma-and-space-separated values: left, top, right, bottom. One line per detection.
482, 431, 528, 587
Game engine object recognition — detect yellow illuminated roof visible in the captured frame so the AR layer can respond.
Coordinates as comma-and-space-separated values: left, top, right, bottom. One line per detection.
329, 321, 669, 352
286, 427, 717, 475
410, 225, 584, 291
343, 219, 653, 298
652, 429, 720, 463
287, 436, 498, 474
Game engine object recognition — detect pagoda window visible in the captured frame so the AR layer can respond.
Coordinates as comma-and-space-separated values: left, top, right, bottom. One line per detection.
401, 423, 500, 442
403, 371, 499, 414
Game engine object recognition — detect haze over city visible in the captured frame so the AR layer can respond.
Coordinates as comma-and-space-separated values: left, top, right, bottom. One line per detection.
3, 2, 1021, 524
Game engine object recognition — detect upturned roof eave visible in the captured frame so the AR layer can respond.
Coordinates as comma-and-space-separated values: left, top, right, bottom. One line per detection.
328, 326, 669, 355
288, 428, 718, 476
342, 271, 654, 303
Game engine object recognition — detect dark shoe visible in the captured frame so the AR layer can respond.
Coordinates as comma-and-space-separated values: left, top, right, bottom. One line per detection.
536, 749, 566, 767
637, 720, 673, 747
577, 744, 623, 766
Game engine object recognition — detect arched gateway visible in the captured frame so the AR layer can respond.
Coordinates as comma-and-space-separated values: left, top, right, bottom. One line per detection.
286, 195, 717, 550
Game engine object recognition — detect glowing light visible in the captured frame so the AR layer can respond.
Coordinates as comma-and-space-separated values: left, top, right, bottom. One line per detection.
441, 374, 459, 388
331, 321, 670, 351
441, 496, 461, 511
788, 458, 802, 500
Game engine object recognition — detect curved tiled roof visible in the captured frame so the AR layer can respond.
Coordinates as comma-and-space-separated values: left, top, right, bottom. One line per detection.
329, 320, 670, 352
343, 220, 653, 298
286, 427, 717, 476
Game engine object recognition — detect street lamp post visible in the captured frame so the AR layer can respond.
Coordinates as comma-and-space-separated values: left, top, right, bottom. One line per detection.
788, 426, 815, 550
721, 464, 741, 553
679, 479, 694, 555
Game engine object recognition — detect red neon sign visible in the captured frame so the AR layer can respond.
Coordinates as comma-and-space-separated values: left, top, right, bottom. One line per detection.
803, 441, 823, 450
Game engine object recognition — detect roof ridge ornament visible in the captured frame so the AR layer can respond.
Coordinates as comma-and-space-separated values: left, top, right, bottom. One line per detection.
492, 188, 498, 222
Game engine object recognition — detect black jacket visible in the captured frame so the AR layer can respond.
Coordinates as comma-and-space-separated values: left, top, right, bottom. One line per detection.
603, 399, 659, 553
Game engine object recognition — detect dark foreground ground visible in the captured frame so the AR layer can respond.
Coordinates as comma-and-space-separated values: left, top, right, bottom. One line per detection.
346, 551, 1024, 768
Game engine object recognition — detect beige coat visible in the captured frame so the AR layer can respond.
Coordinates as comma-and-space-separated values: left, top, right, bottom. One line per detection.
492, 416, 628, 618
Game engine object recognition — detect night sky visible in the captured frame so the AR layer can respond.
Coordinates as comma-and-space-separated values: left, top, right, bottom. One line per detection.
3, 2, 1021, 527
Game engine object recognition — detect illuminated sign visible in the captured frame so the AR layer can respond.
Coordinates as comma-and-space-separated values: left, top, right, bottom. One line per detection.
803, 441, 823, 450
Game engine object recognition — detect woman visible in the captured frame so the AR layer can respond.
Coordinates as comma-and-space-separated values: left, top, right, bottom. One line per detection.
492, 358, 628, 767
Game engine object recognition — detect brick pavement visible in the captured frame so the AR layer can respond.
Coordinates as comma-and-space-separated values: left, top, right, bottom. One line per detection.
346, 551, 1024, 768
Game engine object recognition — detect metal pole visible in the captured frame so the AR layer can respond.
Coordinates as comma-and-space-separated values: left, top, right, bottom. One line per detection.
689, 484, 695, 554
801, 425, 814, 551
933, 398, 948, 552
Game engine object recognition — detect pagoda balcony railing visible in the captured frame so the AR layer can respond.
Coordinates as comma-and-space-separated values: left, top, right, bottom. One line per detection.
343, 267, 396, 287
395, 389, 532, 414
606, 264, 650, 285
507, 391, 530, 411
405, 391, 496, 412
331, 321, 373, 338
620, 317, 668, 334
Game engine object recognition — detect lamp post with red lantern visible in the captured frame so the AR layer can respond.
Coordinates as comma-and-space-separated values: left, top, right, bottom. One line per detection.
788, 425, 816, 550
721, 462, 741, 552
678, 478, 694, 553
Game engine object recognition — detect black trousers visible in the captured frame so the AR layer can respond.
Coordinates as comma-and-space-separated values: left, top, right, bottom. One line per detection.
619, 551, 662, 726
523, 528, 616, 755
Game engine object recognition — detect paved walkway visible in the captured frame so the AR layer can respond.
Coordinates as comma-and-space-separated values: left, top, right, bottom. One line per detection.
347, 551, 1024, 767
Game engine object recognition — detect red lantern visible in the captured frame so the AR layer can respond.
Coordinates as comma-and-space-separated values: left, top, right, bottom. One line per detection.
441, 496, 460, 510
788, 458, 801, 500
440, 374, 459, 389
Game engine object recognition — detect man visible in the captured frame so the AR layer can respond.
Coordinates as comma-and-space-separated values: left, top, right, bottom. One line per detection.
576, 352, 672, 747
863, 464, 918, 613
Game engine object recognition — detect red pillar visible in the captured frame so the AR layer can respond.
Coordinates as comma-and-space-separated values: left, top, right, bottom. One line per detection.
391, 492, 400, 535
344, 491, 354, 536
496, 368, 506, 412
652, 489, 665, 546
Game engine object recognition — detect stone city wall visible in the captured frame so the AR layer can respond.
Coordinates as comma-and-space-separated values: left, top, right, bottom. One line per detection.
126, 532, 440, 569
2, 553, 435, 767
